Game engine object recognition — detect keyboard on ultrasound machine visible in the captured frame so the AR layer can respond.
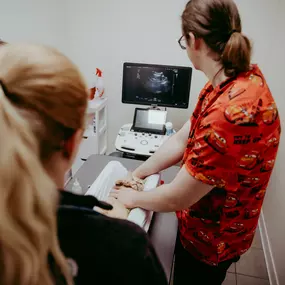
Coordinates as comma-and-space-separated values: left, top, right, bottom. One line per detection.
85, 161, 160, 231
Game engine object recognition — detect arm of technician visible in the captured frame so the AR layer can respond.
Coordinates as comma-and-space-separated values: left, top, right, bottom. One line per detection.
132, 120, 190, 179
113, 104, 248, 212
111, 165, 212, 212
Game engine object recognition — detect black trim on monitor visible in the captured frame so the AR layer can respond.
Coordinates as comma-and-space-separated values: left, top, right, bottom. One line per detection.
122, 62, 192, 109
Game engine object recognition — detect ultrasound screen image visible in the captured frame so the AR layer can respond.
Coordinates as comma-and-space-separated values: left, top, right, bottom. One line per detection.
122, 63, 192, 108
145, 71, 172, 94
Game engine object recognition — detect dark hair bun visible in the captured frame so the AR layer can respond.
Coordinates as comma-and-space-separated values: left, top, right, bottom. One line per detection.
222, 32, 252, 77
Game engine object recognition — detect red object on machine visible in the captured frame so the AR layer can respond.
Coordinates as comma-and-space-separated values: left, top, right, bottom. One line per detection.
96, 68, 102, 77
90, 68, 104, 100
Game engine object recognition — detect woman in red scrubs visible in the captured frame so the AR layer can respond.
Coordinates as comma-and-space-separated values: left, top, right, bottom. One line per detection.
112, 0, 281, 284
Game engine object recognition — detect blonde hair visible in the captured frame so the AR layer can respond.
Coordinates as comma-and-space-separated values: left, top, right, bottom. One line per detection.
0, 44, 89, 285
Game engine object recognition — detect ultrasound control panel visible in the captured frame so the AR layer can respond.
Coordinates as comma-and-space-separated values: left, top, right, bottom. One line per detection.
115, 124, 169, 157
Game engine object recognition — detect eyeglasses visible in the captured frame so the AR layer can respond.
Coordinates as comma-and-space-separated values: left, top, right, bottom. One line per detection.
178, 35, 187, 50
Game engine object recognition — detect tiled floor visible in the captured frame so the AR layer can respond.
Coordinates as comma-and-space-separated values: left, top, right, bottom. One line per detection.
223, 227, 269, 285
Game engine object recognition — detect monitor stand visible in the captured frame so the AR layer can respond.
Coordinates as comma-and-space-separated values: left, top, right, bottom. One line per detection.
148, 104, 167, 112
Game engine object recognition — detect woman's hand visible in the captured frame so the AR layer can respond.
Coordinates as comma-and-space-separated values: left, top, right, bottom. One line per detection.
110, 187, 139, 209
94, 197, 130, 219
115, 171, 133, 186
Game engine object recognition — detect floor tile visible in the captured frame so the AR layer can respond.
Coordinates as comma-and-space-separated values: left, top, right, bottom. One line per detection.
236, 248, 269, 279
223, 273, 237, 285
237, 274, 270, 285
252, 227, 263, 249
228, 263, 236, 273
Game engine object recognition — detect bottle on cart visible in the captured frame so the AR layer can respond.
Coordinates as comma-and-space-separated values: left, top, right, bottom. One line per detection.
95, 68, 104, 99
72, 178, 83, 195
165, 122, 174, 136
90, 68, 105, 100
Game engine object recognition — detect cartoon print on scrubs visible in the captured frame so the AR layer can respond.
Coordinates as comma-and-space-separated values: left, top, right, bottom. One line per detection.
224, 193, 242, 208
204, 130, 228, 154
228, 86, 246, 100
194, 173, 226, 188
217, 241, 227, 254
260, 160, 275, 172
263, 103, 278, 125
237, 150, 261, 170
255, 189, 266, 200
224, 222, 246, 234
238, 175, 260, 188
224, 104, 259, 126
177, 65, 280, 266
266, 136, 279, 149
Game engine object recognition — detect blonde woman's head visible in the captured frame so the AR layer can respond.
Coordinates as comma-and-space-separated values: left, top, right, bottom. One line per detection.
0, 43, 89, 285
0, 44, 88, 187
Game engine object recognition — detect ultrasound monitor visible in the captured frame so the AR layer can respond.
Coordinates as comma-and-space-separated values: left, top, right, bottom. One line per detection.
122, 62, 192, 109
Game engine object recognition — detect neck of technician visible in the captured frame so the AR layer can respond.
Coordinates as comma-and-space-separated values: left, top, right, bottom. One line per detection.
200, 56, 228, 88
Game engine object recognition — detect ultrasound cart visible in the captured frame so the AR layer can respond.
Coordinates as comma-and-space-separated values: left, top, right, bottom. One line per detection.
114, 62, 193, 160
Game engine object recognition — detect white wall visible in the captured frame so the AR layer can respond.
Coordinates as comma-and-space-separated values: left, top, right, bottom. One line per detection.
65, 0, 206, 151
0, 0, 67, 52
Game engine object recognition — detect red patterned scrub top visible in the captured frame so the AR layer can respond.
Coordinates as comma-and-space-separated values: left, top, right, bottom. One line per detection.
177, 65, 280, 266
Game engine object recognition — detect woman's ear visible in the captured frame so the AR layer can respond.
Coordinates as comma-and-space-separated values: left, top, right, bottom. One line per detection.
189, 32, 201, 50
62, 129, 83, 161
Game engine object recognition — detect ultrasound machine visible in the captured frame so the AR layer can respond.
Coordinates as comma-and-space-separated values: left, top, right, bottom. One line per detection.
115, 62, 192, 160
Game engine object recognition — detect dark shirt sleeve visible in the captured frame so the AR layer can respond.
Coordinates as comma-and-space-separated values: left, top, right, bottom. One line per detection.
57, 207, 167, 285
141, 244, 169, 285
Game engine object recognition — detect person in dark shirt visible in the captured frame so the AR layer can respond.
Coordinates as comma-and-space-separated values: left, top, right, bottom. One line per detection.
58, 192, 167, 284
0, 43, 167, 285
